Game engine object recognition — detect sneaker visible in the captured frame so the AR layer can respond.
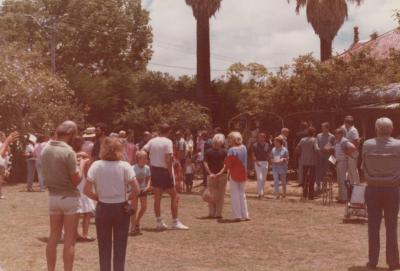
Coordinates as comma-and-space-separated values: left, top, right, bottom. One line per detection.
156, 220, 168, 231
171, 220, 189, 230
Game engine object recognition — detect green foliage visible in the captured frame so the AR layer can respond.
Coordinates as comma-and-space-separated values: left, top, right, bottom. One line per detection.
0, 0, 153, 74
0, 45, 86, 134
116, 100, 211, 133
238, 51, 400, 120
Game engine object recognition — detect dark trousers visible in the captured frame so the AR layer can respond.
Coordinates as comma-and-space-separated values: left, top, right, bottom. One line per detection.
202, 163, 208, 187
95, 202, 130, 271
366, 186, 399, 267
302, 165, 315, 199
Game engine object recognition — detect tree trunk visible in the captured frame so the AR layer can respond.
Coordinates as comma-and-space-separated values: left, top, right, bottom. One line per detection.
320, 36, 333, 62
196, 14, 211, 105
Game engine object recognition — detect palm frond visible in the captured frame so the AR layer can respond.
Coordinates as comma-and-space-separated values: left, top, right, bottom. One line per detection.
185, 0, 222, 19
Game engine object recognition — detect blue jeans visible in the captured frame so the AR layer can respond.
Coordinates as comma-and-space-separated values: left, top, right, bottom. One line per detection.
95, 202, 130, 271
366, 186, 399, 267
273, 170, 287, 195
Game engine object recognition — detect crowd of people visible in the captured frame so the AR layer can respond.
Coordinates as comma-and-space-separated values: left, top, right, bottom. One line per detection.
1, 114, 400, 270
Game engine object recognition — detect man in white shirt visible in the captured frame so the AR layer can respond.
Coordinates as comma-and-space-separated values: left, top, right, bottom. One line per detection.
334, 128, 357, 203
344, 116, 360, 185
143, 124, 189, 230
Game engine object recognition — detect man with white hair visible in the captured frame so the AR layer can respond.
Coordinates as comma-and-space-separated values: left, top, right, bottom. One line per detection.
42, 120, 81, 271
362, 117, 400, 270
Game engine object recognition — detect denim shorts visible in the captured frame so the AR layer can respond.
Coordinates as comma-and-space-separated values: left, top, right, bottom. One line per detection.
48, 195, 80, 215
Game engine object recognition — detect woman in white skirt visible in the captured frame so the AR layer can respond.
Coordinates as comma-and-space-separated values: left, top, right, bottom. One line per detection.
225, 132, 250, 222
72, 136, 96, 242
77, 155, 96, 241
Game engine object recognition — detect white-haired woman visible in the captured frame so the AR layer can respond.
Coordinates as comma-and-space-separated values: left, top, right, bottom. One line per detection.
203, 133, 227, 219
225, 131, 250, 221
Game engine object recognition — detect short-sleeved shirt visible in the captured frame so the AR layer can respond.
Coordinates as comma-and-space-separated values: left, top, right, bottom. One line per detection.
345, 126, 360, 156
297, 137, 319, 166
252, 142, 270, 161
175, 138, 186, 160
362, 137, 400, 187
143, 137, 173, 169
25, 143, 36, 161
317, 132, 335, 158
33, 142, 48, 162
334, 137, 351, 162
271, 147, 289, 174
205, 148, 227, 174
225, 145, 247, 182
42, 141, 79, 197
133, 164, 151, 190
87, 160, 136, 203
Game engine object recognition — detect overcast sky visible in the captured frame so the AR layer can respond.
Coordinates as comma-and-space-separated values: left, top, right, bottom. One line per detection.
143, 0, 399, 78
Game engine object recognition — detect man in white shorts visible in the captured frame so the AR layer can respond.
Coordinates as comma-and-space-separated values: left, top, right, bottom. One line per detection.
42, 121, 81, 271
143, 124, 189, 230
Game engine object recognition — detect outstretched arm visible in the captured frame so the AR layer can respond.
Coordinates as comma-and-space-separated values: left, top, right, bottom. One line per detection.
0, 132, 19, 158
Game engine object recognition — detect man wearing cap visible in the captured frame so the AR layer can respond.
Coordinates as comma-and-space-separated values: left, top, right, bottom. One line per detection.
82, 127, 95, 157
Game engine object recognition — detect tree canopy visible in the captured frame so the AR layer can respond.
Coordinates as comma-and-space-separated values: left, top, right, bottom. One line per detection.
0, 0, 153, 74
0, 45, 85, 134
238, 50, 400, 122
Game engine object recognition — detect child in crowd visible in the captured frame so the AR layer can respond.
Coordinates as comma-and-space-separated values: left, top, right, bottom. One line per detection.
130, 150, 151, 235
73, 137, 95, 242
271, 136, 289, 199
185, 155, 195, 193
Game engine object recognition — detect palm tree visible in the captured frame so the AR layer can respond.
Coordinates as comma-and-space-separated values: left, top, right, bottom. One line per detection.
294, 0, 362, 61
185, 0, 221, 104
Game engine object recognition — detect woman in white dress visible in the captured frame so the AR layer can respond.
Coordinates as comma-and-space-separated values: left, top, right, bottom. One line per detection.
77, 155, 96, 241
72, 137, 96, 242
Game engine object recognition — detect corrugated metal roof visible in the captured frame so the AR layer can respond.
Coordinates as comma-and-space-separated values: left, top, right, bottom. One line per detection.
339, 28, 400, 59
351, 102, 400, 110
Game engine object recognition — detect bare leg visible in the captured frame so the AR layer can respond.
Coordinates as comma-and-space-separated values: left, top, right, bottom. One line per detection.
137, 197, 147, 225
130, 196, 139, 231
62, 214, 79, 271
154, 188, 162, 218
46, 215, 63, 271
166, 188, 179, 219
82, 214, 91, 238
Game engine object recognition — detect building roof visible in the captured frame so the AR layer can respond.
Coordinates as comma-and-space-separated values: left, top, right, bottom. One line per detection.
348, 83, 400, 110
339, 28, 400, 59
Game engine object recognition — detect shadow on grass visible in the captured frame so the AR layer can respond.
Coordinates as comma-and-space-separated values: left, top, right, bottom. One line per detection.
196, 216, 218, 220
217, 218, 242, 224
37, 237, 63, 244
141, 228, 168, 233
348, 266, 387, 271
342, 218, 368, 225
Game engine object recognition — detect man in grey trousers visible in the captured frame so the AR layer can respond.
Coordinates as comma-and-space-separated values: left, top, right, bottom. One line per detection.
362, 117, 400, 270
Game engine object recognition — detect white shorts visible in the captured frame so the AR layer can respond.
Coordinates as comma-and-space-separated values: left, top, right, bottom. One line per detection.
49, 196, 80, 215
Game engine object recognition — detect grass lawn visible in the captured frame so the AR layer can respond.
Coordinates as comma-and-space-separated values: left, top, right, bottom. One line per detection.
0, 180, 391, 271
